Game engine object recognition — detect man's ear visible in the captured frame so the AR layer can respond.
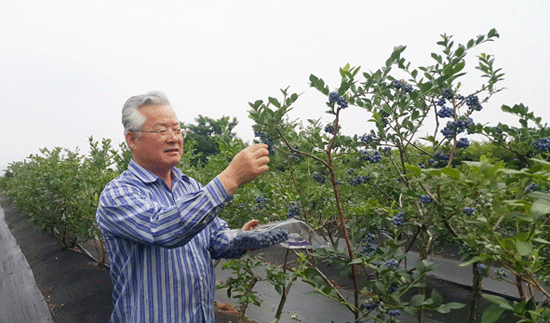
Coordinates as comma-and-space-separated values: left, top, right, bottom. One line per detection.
126, 132, 137, 151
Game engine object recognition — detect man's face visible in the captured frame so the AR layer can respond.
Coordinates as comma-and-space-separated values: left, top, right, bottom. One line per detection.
127, 104, 183, 177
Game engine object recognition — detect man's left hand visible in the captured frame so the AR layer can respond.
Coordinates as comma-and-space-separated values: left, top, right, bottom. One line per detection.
241, 219, 259, 231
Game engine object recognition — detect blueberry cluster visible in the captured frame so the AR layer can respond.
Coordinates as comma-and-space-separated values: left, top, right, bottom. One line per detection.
462, 207, 476, 216
312, 171, 327, 184
388, 310, 401, 317
255, 196, 267, 210
254, 130, 274, 155
393, 80, 413, 93
387, 281, 399, 294
358, 233, 376, 256
362, 302, 377, 311
287, 202, 301, 218
526, 183, 538, 192
437, 106, 454, 118
441, 118, 475, 138
382, 147, 392, 155
289, 146, 301, 159
360, 133, 377, 144
456, 137, 470, 149
437, 98, 447, 106
434, 152, 450, 162
360, 150, 382, 164
534, 137, 550, 152
376, 109, 389, 128
384, 259, 398, 269
349, 174, 370, 186
420, 195, 433, 204
466, 95, 483, 111
230, 229, 290, 250
393, 79, 405, 89
428, 152, 451, 168
324, 123, 340, 134
443, 88, 454, 100
328, 92, 349, 109
390, 212, 404, 226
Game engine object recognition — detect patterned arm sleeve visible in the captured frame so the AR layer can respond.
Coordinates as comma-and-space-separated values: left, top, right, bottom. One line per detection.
96, 176, 232, 248
208, 217, 247, 260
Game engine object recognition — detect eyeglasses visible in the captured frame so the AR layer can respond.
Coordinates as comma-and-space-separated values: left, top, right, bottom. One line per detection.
136, 128, 187, 139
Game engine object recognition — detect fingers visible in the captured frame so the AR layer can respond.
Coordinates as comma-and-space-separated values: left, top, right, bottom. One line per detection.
242, 219, 259, 231
218, 144, 271, 195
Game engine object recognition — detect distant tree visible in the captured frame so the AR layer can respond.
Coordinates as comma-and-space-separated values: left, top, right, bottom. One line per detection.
182, 115, 238, 166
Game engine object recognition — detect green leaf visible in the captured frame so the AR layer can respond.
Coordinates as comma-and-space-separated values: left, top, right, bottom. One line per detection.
431, 289, 443, 306
410, 294, 426, 306
530, 199, 550, 221
405, 164, 422, 176
442, 166, 461, 179
482, 294, 513, 310
460, 256, 487, 267
515, 240, 533, 256
436, 305, 451, 314
445, 302, 466, 310
481, 305, 506, 323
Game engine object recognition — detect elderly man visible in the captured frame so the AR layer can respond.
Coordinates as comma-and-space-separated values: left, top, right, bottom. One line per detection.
96, 91, 269, 323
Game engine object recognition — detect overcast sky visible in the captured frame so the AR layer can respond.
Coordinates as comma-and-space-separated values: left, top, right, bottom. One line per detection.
1, 1, 549, 173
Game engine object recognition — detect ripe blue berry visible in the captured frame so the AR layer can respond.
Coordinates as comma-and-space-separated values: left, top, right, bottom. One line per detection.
387, 281, 399, 294
437, 106, 454, 118
403, 84, 413, 93
466, 95, 483, 111
462, 207, 476, 216
526, 183, 538, 192
360, 133, 377, 144
349, 174, 370, 186
328, 92, 340, 104
443, 89, 453, 100
534, 137, 550, 152
362, 302, 377, 310
457, 138, 470, 149
287, 202, 301, 218
312, 171, 327, 184
390, 213, 404, 226
254, 131, 274, 155
384, 259, 398, 269
420, 195, 433, 204
360, 150, 382, 164
388, 310, 401, 317
328, 92, 348, 109
393, 79, 403, 90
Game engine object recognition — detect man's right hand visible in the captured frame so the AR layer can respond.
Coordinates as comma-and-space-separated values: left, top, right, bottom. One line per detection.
218, 144, 270, 195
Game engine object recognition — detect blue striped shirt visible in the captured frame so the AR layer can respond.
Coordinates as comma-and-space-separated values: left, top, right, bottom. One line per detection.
96, 160, 244, 323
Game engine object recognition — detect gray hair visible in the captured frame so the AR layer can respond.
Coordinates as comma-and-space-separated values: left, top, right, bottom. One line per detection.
122, 91, 171, 135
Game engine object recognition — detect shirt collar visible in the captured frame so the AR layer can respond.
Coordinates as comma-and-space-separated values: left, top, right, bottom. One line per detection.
128, 159, 190, 185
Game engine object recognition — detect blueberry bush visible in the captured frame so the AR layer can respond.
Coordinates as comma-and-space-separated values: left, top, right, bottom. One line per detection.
246, 29, 550, 322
